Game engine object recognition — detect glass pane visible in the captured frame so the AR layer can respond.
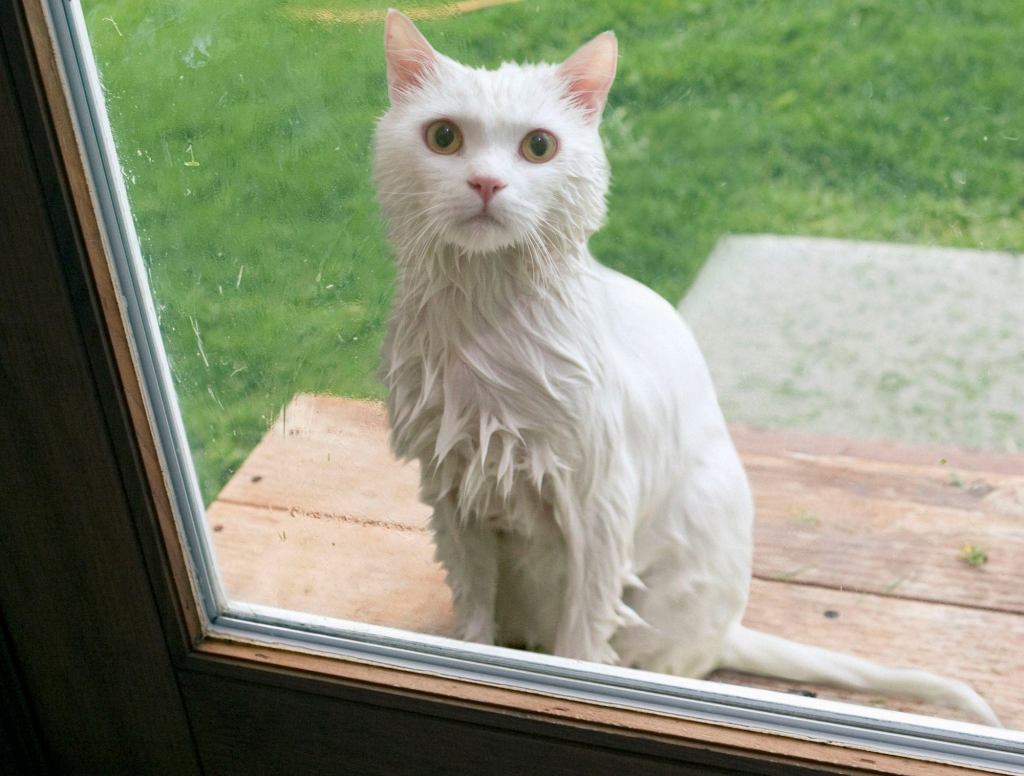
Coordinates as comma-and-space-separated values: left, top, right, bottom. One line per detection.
70, 0, 1022, 758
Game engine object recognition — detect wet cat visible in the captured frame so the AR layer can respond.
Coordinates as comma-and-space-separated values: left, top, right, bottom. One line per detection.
373, 9, 999, 726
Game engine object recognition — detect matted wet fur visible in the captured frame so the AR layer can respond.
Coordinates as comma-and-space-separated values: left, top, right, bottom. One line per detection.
372, 9, 999, 727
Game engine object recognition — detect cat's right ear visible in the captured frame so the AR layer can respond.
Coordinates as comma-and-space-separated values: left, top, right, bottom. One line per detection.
384, 9, 438, 104
558, 31, 618, 123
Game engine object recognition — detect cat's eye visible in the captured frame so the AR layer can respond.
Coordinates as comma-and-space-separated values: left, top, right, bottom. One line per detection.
520, 130, 558, 163
425, 120, 463, 155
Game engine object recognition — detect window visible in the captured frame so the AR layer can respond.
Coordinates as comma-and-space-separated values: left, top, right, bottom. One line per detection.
12, 1, 1019, 773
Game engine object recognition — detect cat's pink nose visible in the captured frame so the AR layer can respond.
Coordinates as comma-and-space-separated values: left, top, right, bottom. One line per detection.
467, 176, 506, 204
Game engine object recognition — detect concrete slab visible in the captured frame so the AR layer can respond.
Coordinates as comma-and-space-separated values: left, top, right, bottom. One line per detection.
679, 235, 1024, 453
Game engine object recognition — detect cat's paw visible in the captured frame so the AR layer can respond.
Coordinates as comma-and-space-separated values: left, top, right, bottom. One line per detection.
554, 634, 620, 665
454, 612, 495, 646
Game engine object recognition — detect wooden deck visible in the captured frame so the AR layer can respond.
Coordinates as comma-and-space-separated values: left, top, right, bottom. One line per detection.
207, 393, 1024, 727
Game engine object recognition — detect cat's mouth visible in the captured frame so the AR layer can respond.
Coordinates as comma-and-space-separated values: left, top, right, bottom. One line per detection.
449, 211, 516, 253
464, 212, 502, 226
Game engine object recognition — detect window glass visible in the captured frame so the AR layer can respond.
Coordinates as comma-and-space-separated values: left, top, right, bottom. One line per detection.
77, 0, 1022, 750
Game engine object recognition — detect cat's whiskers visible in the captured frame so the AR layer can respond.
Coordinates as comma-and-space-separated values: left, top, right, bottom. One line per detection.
523, 214, 576, 284
389, 201, 450, 256
520, 229, 552, 288
379, 192, 441, 207
388, 211, 447, 244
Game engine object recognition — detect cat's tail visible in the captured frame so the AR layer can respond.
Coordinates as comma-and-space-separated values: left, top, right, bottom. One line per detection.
717, 624, 1001, 727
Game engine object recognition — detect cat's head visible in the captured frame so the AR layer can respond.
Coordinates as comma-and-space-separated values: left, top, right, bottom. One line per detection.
374, 10, 616, 264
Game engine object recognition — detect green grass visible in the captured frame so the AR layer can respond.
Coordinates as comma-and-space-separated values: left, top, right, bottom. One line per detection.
81, 0, 1024, 502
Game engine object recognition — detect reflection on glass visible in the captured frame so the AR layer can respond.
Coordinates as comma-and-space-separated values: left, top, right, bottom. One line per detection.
82, 0, 1022, 731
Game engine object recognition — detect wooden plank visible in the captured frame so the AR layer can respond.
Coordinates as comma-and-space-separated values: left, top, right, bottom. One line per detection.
720, 579, 1024, 726
208, 394, 1024, 726
742, 447, 1023, 514
731, 424, 1024, 477
216, 394, 429, 529
208, 501, 452, 634
215, 394, 1024, 612
208, 501, 1024, 727
746, 456, 1024, 613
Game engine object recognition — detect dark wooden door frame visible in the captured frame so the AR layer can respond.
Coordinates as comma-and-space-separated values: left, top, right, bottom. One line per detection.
0, 2, 202, 770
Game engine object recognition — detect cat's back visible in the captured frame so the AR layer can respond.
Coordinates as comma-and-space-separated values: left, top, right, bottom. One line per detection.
585, 261, 718, 404
580, 258, 742, 479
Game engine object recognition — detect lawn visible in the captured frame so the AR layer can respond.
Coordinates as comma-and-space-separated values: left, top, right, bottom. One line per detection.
81, 0, 1024, 502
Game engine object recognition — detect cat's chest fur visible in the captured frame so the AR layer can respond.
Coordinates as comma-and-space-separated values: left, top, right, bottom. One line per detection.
384, 271, 599, 531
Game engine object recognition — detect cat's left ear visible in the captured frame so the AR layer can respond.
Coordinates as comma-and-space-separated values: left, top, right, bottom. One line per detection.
384, 9, 439, 104
558, 31, 618, 122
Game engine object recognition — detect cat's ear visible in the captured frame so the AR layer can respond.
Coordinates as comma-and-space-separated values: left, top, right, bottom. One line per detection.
384, 9, 438, 104
558, 31, 618, 122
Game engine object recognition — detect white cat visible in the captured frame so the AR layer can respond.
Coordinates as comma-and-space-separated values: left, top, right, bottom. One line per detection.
374, 9, 999, 727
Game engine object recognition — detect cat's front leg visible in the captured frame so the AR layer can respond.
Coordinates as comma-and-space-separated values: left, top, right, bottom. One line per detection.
552, 494, 635, 665
429, 494, 499, 645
